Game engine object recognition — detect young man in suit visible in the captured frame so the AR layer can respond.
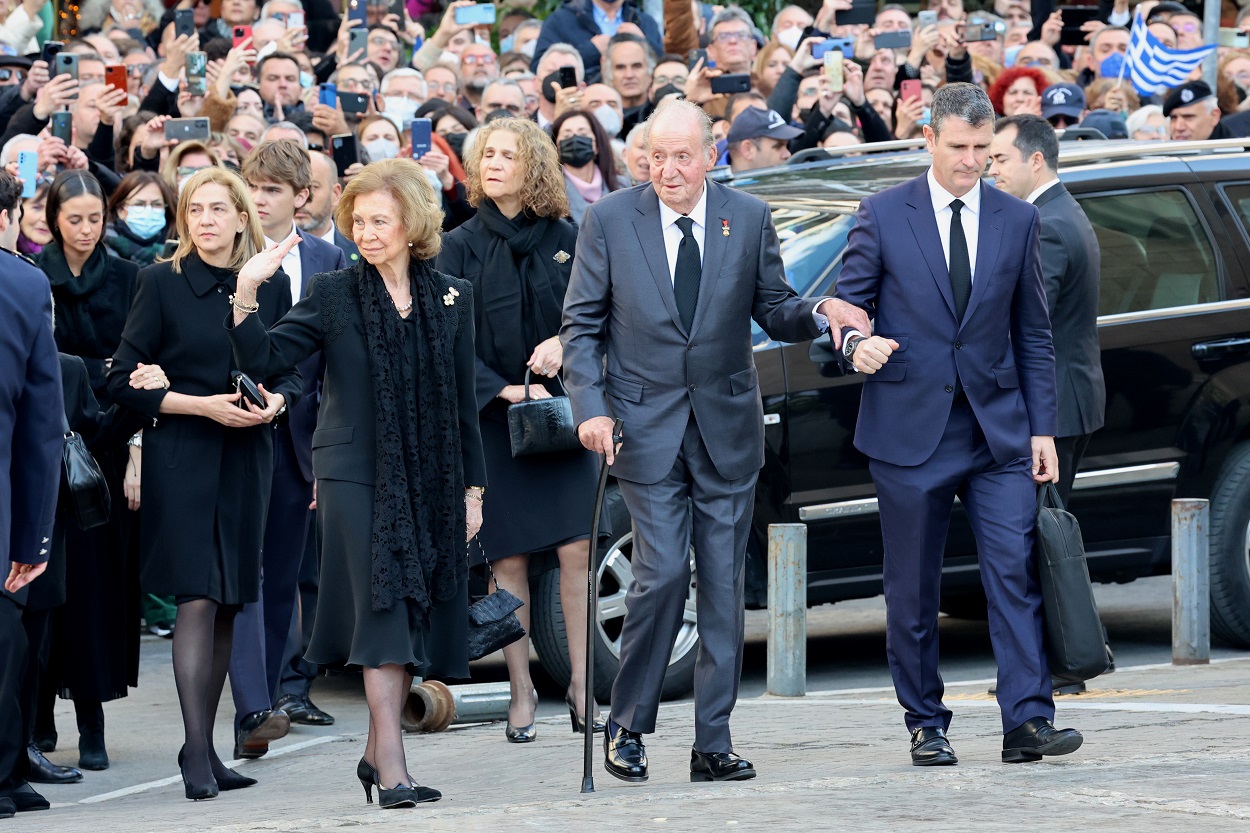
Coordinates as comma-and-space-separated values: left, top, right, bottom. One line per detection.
836, 84, 1083, 766
229, 140, 347, 757
0, 171, 65, 817
563, 98, 856, 784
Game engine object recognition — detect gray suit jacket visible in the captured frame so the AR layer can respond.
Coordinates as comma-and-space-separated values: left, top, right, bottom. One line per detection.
561, 179, 824, 485
1035, 182, 1105, 437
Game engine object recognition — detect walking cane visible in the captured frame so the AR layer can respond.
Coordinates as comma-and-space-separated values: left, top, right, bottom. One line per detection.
582, 417, 623, 794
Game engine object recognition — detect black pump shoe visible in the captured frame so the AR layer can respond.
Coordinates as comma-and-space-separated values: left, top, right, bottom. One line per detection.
565, 693, 606, 734
910, 727, 958, 766
603, 718, 648, 783
178, 755, 219, 802
358, 758, 440, 805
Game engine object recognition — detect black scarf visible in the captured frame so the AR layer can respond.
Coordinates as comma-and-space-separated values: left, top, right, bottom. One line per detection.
474, 200, 564, 381
40, 242, 111, 359
356, 257, 465, 621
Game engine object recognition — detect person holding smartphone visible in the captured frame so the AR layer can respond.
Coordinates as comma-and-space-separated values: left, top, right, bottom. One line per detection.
107, 167, 300, 801
528, 0, 664, 83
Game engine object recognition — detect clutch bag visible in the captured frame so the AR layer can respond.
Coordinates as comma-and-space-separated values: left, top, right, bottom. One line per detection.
231, 371, 267, 409
507, 368, 580, 457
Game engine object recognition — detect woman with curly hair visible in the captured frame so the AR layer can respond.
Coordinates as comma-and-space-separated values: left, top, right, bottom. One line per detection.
988, 66, 1050, 116
436, 117, 605, 743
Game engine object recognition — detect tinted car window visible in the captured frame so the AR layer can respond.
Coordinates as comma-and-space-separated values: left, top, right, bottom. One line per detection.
1076, 188, 1219, 315
755, 207, 856, 346
1220, 182, 1250, 242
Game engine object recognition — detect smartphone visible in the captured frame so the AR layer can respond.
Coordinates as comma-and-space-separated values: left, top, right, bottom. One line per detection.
319, 82, 337, 107
828, 37, 855, 59
337, 91, 369, 114
835, 0, 876, 26
823, 52, 843, 92
687, 48, 712, 70
410, 117, 432, 158
232, 25, 252, 48
1058, 6, 1099, 46
1219, 27, 1250, 48
17, 151, 37, 199
454, 3, 497, 26
964, 23, 1000, 43
287, 11, 305, 29
174, 8, 195, 38
54, 52, 78, 82
556, 66, 576, 90
51, 111, 73, 145
709, 73, 751, 95
105, 64, 127, 93
811, 40, 837, 59
39, 41, 63, 67
345, 0, 367, 27
874, 30, 912, 50
900, 79, 922, 103
164, 117, 211, 142
332, 133, 359, 174
185, 52, 207, 96
348, 27, 369, 59
918, 10, 938, 28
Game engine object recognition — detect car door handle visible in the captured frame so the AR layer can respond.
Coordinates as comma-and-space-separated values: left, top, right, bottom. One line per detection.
1192, 337, 1250, 360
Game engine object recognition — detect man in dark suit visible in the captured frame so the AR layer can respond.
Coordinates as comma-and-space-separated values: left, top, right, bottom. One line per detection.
563, 99, 853, 784
836, 84, 1083, 766
0, 171, 65, 818
228, 141, 346, 757
988, 114, 1104, 504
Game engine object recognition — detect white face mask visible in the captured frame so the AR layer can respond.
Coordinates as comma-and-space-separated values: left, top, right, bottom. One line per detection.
593, 104, 623, 138
383, 95, 419, 125
777, 26, 803, 52
363, 138, 399, 162
519, 39, 536, 58
425, 168, 444, 192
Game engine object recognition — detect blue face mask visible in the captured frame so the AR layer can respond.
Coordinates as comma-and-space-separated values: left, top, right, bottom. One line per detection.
1099, 52, 1126, 80
124, 205, 165, 240
300, 71, 315, 89
500, 33, 515, 53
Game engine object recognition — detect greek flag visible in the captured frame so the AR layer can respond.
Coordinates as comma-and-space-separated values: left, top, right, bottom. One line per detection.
1125, 8, 1216, 97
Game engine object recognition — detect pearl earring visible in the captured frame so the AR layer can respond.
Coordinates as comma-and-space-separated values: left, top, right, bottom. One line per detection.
408, 241, 414, 247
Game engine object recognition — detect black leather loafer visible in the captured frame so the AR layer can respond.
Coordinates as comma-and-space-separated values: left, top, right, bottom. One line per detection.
603, 718, 648, 783
274, 693, 335, 726
1002, 717, 1083, 763
10, 783, 50, 812
26, 744, 82, 784
690, 750, 756, 782
0, 797, 15, 819
235, 709, 291, 760
910, 727, 958, 766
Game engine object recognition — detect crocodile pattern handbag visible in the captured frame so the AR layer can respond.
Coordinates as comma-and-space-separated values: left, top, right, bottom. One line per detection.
466, 539, 526, 661
506, 368, 581, 457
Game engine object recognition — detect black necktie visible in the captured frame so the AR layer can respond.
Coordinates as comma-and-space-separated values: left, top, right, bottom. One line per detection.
948, 198, 972, 322
673, 216, 701, 331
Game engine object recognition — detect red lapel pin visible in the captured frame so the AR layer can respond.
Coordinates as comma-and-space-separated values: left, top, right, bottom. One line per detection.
722, 218, 730, 237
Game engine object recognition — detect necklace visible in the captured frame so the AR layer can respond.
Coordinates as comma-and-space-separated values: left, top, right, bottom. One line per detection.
395, 297, 413, 314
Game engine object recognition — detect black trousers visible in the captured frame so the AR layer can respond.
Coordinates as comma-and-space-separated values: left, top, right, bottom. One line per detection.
0, 596, 28, 793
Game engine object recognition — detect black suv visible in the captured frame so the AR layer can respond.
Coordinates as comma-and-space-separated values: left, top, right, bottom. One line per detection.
524, 139, 1250, 700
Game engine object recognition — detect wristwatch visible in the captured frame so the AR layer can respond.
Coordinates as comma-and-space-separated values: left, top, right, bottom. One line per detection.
843, 335, 865, 361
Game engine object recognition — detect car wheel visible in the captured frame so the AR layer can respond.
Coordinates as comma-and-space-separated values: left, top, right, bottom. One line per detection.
1208, 442, 1250, 647
530, 482, 700, 703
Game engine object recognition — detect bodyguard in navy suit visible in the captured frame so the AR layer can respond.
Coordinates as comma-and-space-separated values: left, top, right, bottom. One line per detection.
0, 171, 65, 817
835, 85, 1083, 766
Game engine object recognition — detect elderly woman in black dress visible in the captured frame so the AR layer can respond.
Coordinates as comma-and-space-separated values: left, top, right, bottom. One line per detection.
108, 167, 301, 800
437, 117, 603, 742
227, 157, 486, 809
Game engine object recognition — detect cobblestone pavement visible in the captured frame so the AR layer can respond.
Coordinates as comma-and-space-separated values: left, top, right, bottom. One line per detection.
20, 648, 1250, 833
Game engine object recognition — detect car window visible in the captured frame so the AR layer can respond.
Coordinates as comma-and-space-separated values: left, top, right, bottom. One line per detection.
755, 207, 857, 346
1076, 188, 1220, 316
1219, 182, 1250, 245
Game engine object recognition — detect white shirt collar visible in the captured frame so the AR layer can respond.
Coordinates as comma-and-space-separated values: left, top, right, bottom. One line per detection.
264, 224, 300, 248
1025, 178, 1061, 205
927, 167, 981, 216
658, 182, 709, 231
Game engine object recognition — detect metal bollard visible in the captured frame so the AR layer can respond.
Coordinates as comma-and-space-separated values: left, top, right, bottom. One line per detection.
1171, 499, 1210, 665
767, 523, 807, 696
402, 680, 513, 732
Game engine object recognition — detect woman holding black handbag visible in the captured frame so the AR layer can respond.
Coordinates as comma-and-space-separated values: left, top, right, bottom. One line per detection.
438, 117, 604, 744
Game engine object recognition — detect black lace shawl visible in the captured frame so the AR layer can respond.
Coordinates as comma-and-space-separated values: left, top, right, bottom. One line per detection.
354, 257, 466, 620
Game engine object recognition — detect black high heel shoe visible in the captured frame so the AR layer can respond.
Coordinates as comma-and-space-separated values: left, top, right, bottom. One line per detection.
565, 693, 607, 735
357, 757, 378, 804
359, 758, 442, 806
505, 689, 538, 743
179, 745, 257, 791
176, 747, 218, 801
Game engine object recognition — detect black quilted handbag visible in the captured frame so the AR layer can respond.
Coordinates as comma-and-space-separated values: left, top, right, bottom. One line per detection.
60, 412, 111, 530
506, 368, 580, 457
466, 539, 526, 661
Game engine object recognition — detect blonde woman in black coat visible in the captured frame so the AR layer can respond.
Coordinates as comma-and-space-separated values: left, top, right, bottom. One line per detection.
108, 168, 301, 801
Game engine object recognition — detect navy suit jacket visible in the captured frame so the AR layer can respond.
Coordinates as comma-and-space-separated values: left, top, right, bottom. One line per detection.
0, 249, 65, 606
835, 174, 1057, 467
287, 233, 348, 482
334, 229, 360, 265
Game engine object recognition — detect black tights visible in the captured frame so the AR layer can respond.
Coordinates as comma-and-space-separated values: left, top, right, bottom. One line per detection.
172, 599, 237, 784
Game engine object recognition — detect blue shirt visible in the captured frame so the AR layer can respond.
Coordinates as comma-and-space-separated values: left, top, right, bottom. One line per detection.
592, 1, 623, 35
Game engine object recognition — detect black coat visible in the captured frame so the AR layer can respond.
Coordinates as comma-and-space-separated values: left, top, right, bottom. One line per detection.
227, 265, 486, 490
1035, 182, 1105, 438
437, 214, 579, 416
106, 254, 301, 601
36, 248, 139, 404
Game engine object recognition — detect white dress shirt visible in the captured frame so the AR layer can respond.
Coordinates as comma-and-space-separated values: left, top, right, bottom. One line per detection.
1025, 178, 1061, 206
318, 224, 336, 247
265, 225, 303, 305
658, 184, 708, 283
927, 167, 980, 280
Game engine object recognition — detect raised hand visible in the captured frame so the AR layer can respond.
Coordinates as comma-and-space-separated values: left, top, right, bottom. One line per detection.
238, 234, 301, 294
